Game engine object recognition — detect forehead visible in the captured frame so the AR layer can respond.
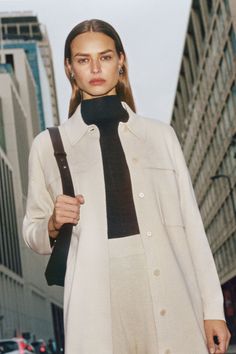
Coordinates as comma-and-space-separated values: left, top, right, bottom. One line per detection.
70, 32, 116, 54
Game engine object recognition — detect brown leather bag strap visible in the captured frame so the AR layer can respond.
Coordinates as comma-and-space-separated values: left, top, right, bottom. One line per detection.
45, 127, 75, 286
48, 127, 75, 197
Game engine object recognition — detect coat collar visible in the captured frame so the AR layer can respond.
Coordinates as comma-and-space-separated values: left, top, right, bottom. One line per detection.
63, 101, 147, 146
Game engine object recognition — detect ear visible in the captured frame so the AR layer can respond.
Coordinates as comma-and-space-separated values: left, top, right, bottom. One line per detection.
118, 52, 125, 67
65, 58, 72, 74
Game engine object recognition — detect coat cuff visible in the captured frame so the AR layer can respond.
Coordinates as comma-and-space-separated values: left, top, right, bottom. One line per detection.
203, 300, 226, 321
23, 215, 53, 255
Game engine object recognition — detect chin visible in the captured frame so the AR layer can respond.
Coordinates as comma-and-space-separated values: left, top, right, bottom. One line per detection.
83, 85, 117, 98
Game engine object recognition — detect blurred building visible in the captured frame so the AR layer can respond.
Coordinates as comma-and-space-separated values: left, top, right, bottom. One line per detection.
171, 0, 236, 343
0, 13, 63, 351
0, 11, 60, 129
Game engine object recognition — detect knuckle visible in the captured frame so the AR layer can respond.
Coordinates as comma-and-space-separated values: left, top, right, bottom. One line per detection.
55, 201, 61, 209
55, 209, 61, 217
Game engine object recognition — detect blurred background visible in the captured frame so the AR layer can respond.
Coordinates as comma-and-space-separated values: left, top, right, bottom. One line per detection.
0, 0, 235, 353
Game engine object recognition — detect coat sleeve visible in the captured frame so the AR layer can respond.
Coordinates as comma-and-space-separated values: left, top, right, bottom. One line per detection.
169, 126, 225, 321
22, 135, 54, 255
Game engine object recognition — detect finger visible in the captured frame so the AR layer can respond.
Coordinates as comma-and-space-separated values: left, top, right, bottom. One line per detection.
219, 328, 230, 352
54, 216, 79, 226
227, 329, 231, 346
213, 334, 226, 354
215, 348, 225, 354
216, 343, 226, 354
54, 210, 80, 223
76, 194, 85, 204
54, 206, 80, 219
56, 194, 81, 205
218, 338, 227, 353
207, 336, 216, 354
226, 332, 231, 349
55, 202, 80, 214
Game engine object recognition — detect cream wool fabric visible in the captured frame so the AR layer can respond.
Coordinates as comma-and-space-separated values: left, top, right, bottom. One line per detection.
108, 234, 158, 354
23, 102, 224, 354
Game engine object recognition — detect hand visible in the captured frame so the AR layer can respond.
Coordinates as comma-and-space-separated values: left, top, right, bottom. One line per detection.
204, 320, 231, 353
48, 194, 85, 238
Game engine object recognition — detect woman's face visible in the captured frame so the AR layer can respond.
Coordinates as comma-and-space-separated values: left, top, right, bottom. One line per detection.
67, 31, 124, 100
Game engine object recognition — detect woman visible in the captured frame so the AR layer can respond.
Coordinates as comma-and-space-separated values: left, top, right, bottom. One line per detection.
23, 19, 231, 354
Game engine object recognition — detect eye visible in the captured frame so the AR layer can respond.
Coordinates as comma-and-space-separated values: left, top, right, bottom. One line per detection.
100, 55, 112, 61
76, 58, 89, 64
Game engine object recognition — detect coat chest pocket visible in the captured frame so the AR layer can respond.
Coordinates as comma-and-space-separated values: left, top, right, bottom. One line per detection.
45, 166, 80, 202
144, 163, 184, 227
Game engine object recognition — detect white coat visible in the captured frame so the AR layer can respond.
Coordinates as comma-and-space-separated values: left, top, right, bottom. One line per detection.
23, 102, 225, 354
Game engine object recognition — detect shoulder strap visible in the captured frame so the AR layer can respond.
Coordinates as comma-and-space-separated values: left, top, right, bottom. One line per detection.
48, 127, 75, 197
45, 127, 75, 287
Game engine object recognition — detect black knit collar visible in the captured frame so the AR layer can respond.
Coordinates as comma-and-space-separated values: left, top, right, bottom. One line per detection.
81, 95, 129, 127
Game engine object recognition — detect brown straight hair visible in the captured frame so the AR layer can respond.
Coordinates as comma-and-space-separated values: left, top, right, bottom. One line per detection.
64, 19, 136, 118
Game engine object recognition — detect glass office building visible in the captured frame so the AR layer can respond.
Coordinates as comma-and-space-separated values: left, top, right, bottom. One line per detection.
171, 0, 236, 343
4, 42, 52, 131
0, 12, 60, 129
0, 16, 63, 348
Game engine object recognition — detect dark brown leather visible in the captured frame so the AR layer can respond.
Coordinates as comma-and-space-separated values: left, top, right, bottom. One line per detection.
45, 127, 75, 287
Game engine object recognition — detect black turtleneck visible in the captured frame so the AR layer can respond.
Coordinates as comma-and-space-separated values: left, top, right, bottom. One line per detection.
81, 95, 140, 239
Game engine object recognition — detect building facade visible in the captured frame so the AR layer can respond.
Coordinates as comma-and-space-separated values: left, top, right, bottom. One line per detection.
0, 15, 64, 350
0, 11, 60, 129
171, 0, 236, 344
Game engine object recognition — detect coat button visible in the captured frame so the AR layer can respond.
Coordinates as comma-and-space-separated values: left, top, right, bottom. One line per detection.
147, 231, 152, 237
153, 269, 160, 277
139, 192, 144, 198
160, 309, 167, 316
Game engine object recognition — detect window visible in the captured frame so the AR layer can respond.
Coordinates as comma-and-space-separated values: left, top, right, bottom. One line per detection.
7, 26, 17, 34
32, 25, 40, 33
20, 25, 30, 34
212, 24, 219, 56
206, 0, 213, 15
193, 0, 206, 39
221, 56, 228, 85
228, 93, 235, 124
0, 155, 22, 276
0, 100, 6, 152
217, 13, 224, 38
224, 0, 231, 15
230, 27, 236, 55
0, 341, 18, 352
224, 43, 233, 73
5, 54, 15, 72
222, 105, 230, 133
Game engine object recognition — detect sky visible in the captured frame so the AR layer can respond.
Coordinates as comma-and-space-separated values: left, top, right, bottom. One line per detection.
0, 0, 191, 124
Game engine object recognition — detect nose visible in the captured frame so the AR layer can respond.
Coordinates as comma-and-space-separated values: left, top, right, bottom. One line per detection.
90, 58, 101, 74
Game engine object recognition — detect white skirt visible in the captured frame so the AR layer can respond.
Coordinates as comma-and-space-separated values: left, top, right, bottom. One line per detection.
108, 234, 158, 354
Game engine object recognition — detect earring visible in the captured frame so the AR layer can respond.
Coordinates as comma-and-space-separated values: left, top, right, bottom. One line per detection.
70, 72, 75, 80
119, 67, 124, 75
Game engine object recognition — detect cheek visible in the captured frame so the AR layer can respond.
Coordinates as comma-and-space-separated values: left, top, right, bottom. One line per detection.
107, 64, 119, 80
73, 67, 90, 86
73, 66, 87, 78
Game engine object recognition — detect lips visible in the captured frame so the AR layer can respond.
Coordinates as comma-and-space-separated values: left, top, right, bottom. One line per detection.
89, 78, 106, 85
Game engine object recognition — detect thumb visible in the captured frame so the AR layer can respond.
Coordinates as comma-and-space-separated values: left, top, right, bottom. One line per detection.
76, 194, 85, 204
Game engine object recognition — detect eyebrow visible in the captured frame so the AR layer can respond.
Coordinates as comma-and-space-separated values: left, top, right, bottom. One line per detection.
73, 49, 114, 57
